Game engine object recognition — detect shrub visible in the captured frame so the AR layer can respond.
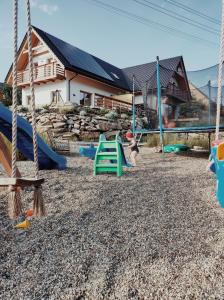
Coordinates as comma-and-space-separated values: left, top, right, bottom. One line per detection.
99, 108, 109, 116
120, 113, 129, 119
105, 111, 118, 120
80, 110, 87, 117
42, 104, 50, 111
1, 98, 12, 107
146, 133, 209, 150
59, 107, 76, 114
19, 106, 28, 113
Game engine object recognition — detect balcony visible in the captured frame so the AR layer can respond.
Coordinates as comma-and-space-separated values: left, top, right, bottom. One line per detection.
17, 63, 65, 87
166, 83, 190, 103
94, 95, 132, 111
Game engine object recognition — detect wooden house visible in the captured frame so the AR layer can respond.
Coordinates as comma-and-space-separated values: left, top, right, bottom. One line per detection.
5, 26, 191, 113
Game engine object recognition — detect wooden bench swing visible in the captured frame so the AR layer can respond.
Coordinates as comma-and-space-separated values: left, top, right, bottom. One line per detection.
0, 0, 45, 219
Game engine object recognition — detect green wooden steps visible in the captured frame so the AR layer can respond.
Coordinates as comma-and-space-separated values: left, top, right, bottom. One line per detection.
94, 133, 123, 176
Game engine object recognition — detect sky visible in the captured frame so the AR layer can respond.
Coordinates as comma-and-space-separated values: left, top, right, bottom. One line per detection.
0, 0, 221, 82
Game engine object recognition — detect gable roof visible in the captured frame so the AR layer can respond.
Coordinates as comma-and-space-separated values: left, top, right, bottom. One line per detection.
5, 26, 190, 96
122, 56, 183, 91
32, 26, 131, 91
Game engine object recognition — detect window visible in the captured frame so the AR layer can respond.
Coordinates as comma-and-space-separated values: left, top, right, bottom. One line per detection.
80, 91, 91, 106
26, 95, 31, 107
111, 72, 120, 79
51, 90, 62, 105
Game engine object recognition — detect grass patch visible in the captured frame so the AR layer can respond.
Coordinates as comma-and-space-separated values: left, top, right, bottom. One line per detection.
146, 133, 210, 150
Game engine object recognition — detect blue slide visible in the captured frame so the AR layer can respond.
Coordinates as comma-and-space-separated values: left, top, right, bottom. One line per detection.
119, 143, 132, 167
0, 103, 66, 170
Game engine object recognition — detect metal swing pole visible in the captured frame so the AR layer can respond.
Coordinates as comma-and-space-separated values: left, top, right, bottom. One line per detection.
216, 0, 224, 141
208, 80, 211, 126
156, 56, 164, 150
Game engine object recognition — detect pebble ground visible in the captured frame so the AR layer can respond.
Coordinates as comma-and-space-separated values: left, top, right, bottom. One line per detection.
1, 148, 224, 300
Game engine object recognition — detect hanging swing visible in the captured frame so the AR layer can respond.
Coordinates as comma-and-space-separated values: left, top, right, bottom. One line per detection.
209, 0, 224, 208
0, 0, 45, 219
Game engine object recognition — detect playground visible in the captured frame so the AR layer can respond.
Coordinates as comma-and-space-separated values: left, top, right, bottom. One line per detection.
1, 149, 224, 299
2, 0, 224, 299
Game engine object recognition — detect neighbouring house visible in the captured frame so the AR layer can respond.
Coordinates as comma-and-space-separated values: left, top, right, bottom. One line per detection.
189, 82, 215, 110
5, 26, 191, 114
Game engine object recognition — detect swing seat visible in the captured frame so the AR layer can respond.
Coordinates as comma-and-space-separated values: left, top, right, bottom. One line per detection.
0, 177, 44, 187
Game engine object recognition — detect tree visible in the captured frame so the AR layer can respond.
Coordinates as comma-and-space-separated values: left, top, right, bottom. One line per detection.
2, 83, 22, 106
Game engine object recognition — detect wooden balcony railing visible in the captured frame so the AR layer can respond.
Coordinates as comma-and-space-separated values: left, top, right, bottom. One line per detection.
17, 62, 65, 86
166, 83, 190, 102
94, 96, 132, 111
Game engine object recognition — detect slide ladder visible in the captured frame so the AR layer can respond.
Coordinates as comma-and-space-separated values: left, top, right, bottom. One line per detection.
94, 133, 123, 176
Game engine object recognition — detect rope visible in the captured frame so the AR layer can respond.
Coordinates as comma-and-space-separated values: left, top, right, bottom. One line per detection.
11, 0, 18, 179
26, 0, 39, 178
215, 0, 224, 140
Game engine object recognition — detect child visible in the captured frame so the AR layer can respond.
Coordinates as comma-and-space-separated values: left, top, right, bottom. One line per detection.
126, 132, 139, 166
161, 96, 169, 127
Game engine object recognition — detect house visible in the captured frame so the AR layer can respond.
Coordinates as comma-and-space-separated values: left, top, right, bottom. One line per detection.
5, 26, 191, 113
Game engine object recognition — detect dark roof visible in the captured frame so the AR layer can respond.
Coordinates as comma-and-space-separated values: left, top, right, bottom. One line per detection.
5, 26, 189, 96
33, 26, 131, 91
122, 56, 183, 91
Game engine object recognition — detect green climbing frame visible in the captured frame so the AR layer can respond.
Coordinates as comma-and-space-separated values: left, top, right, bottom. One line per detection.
94, 133, 123, 177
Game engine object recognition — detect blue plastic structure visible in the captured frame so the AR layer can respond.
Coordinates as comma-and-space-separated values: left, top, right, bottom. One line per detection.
0, 103, 66, 170
79, 144, 97, 160
210, 142, 224, 208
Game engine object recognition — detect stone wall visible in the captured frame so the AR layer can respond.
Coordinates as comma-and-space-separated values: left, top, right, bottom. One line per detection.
18, 106, 132, 141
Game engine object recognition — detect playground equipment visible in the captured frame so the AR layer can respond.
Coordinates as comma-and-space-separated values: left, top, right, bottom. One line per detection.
163, 144, 189, 153
94, 133, 130, 176
0, 134, 21, 178
0, 104, 66, 170
0, 0, 65, 220
131, 54, 224, 151
79, 144, 97, 160
209, 0, 224, 208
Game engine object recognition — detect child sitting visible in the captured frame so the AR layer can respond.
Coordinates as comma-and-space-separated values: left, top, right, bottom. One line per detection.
126, 132, 139, 166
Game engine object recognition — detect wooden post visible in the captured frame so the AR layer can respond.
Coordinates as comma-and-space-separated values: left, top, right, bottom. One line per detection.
91, 93, 95, 108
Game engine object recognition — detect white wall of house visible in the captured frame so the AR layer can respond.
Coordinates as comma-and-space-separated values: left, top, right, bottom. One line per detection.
69, 79, 115, 104
33, 53, 53, 65
135, 95, 143, 105
67, 71, 127, 105
22, 80, 67, 107
22, 71, 129, 107
135, 94, 158, 110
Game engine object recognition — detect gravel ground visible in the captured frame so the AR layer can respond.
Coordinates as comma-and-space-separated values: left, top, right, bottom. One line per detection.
1, 148, 224, 300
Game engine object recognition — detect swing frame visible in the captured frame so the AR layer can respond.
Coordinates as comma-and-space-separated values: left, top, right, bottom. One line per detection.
0, 0, 45, 218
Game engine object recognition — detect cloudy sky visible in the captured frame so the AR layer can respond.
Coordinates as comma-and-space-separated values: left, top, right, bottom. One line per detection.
0, 0, 221, 81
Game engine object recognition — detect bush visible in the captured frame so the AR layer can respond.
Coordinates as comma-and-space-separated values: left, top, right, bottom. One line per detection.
146, 133, 209, 150
42, 104, 50, 111
105, 111, 118, 120
120, 113, 129, 119
19, 106, 28, 113
80, 110, 87, 117
59, 107, 76, 114
1, 98, 12, 107
99, 108, 109, 115
2, 83, 22, 106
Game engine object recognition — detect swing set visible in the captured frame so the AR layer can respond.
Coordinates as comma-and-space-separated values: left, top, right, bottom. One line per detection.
209, 0, 224, 208
0, 0, 45, 219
